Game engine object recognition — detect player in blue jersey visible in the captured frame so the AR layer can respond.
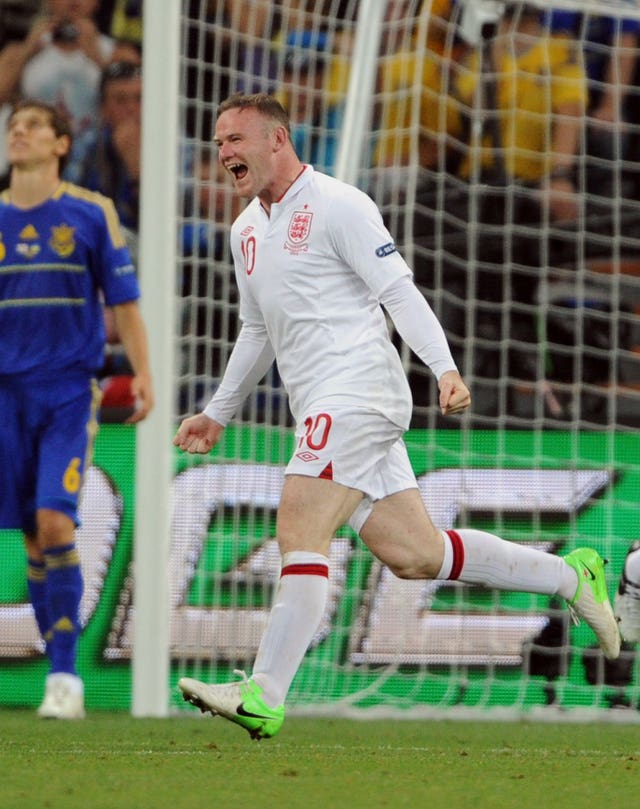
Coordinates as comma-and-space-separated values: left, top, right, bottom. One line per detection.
0, 100, 153, 719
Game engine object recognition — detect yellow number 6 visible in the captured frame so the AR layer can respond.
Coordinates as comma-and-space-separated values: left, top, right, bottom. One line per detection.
63, 457, 82, 494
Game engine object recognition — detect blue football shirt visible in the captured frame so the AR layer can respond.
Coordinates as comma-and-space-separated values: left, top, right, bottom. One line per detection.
0, 182, 140, 380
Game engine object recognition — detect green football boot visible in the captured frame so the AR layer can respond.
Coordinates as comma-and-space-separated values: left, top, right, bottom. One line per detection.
179, 670, 284, 740
564, 547, 620, 660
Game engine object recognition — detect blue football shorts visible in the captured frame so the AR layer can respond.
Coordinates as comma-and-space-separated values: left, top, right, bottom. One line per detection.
0, 376, 101, 534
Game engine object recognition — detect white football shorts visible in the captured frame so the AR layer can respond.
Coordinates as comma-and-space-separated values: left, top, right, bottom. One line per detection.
285, 406, 418, 533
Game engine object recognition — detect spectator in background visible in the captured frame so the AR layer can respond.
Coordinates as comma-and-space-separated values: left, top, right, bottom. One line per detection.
372, 0, 460, 199
0, 0, 115, 139
218, 1, 353, 97
182, 0, 352, 142
64, 57, 143, 413
0, 0, 42, 182
108, 0, 142, 46
0, 0, 42, 48
448, 1, 587, 223
276, 30, 343, 176
182, 0, 280, 143
222, 0, 280, 95
433, 2, 587, 397
109, 35, 141, 65
547, 3, 639, 125
545, 3, 640, 196
65, 60, 142, 231
0, 88, 18, 187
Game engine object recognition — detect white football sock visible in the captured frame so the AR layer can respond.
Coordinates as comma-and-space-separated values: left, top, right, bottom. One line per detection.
437, 528, 578, 599
251, 550, 329, 708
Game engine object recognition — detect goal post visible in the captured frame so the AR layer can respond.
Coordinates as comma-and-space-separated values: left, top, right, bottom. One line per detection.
131, 0, 181, 717
334, 0, 386, 185
129, 0, 640, 719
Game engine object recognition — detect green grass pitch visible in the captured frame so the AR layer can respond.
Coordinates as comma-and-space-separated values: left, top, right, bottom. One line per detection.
1, 710, 639, 809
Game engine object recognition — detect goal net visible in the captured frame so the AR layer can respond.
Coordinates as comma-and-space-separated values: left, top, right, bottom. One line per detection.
166, 0, 640, 718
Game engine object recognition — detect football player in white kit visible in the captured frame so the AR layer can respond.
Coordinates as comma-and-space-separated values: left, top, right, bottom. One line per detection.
175, 93, 620, 739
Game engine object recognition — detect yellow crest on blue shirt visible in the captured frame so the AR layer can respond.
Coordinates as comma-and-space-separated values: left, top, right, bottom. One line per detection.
0, 233, 5, 262
19, 224, 39, 240
16, 224, 39, 258
49, 224, 76, 258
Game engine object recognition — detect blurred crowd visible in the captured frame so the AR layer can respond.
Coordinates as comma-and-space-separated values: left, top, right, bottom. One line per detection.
2, 0, 639, 425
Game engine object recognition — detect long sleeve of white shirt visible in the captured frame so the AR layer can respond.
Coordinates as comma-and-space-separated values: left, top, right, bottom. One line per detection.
202, 321, 275, 426
379, 275, 458, 380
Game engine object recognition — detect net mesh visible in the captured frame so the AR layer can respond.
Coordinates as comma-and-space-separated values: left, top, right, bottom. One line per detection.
169, 0, 640, 718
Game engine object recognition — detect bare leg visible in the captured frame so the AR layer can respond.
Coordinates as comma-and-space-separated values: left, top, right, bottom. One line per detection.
359, 488, 444, 578
251, 475, 362, 706
360, 488, 619, 660
275, 474, 363, 556
360, 488, 576, 597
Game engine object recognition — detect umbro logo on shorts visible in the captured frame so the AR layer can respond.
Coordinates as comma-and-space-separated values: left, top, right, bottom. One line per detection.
295, 450, 319, 462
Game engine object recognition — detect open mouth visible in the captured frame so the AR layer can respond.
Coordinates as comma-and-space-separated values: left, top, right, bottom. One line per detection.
228, 162, 248, 181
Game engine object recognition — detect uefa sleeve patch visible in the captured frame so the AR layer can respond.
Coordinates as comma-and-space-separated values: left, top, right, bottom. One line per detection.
375, 242, 397, 258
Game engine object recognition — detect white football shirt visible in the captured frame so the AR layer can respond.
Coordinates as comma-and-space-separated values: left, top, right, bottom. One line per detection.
207, 166, 455, 429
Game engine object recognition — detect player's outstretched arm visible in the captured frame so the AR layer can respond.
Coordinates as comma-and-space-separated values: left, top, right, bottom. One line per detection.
438, 370, 471, 416
173, 413, 224, 454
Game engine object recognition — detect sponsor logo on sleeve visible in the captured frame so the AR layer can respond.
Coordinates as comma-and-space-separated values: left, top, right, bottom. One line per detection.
375, 242, 397, 258
114, 263, 136, 276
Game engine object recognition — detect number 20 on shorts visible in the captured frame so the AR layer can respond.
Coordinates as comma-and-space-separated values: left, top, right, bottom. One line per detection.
298, 413, 332, 451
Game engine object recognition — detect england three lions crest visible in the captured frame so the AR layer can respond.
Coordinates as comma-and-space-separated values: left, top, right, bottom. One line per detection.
284, 210, 313, 254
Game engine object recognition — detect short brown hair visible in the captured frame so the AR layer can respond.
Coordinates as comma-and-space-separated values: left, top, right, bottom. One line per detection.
8, 100, 74, 172
99, 60, 142, 100
217, 93, 291, 137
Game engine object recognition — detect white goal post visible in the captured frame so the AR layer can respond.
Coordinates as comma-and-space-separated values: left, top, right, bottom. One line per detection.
132, 0, 180, 717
